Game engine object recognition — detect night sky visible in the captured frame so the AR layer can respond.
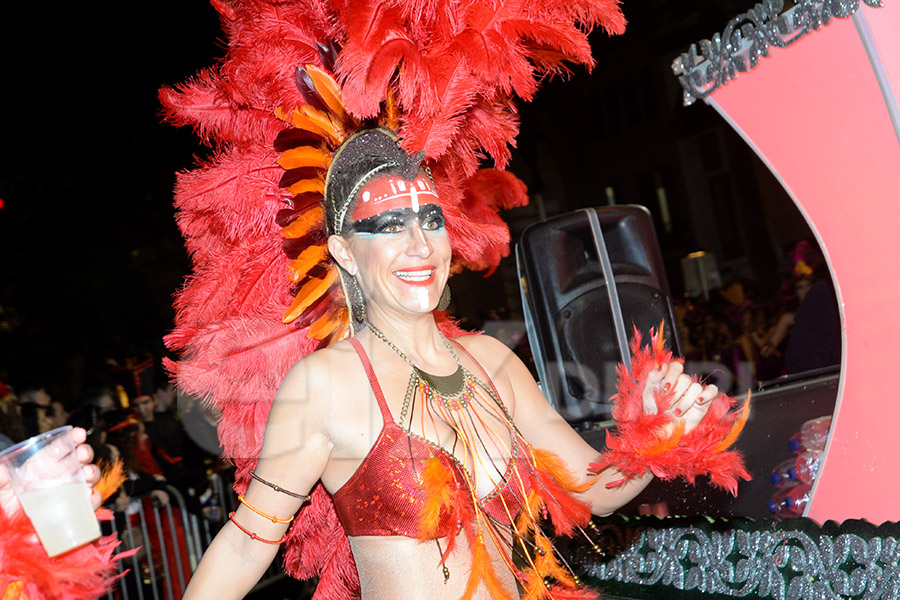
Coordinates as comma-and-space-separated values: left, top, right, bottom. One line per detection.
1, 3, 223, 393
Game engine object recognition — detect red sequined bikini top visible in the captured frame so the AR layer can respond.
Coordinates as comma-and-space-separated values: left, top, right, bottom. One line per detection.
332, 338, 532, 538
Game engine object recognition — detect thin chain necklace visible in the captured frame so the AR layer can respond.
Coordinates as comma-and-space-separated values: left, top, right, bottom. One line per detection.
365, 321, 485, 585
366, 321, 477, 411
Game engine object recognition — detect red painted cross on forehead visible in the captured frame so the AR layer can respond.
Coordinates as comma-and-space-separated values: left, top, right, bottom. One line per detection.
351, 173, 439, 221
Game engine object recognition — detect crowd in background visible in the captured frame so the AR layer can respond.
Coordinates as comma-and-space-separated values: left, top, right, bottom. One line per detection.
676, 240, 841, 393
0, 360, 230, 520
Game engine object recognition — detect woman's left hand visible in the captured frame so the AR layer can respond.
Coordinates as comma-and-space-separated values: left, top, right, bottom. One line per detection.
0, 427, 102, 517
642, 361, 718, 435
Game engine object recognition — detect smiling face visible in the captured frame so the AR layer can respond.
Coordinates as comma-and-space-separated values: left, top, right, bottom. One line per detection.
328, 171, 451, 320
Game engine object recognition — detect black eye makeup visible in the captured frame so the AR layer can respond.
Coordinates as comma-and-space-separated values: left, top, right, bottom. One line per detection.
352, 204, 445, 236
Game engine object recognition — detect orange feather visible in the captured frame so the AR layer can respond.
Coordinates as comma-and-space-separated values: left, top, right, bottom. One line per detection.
638, 421, 685, 456
383, 87, 400, 132
282, 269, 338, 323
535, 533, 576, 588
715, 391, 752, 452
299, 106, 344, 145
1, 581, 26, 600
325, 319, 351, 346
288, 178, 325, 196
282, 206, 324, 239
515, 490, 543, 537
277, 145, 331, 170
274, 107, 329, 138
520, 568, 551, 600
418, 456, 454, 539
305, 64, 348, 122
532, 448, 594, 494
287, 244, 328, 283
461, 533, 515, 600
308, 305, 344, 341
93, 458, 125, 503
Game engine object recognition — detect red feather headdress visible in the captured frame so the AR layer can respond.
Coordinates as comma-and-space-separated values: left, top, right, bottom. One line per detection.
160, 1, 625, 597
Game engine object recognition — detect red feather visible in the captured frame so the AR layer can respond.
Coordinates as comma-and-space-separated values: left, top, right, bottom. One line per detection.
588, 326, 752, 495
0, 507, 130, 600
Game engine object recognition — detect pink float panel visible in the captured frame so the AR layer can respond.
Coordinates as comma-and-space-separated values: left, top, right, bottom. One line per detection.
707, 4, 900, 524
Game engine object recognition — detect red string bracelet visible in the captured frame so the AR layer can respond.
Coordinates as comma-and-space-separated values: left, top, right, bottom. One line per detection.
228, 512, 287, 544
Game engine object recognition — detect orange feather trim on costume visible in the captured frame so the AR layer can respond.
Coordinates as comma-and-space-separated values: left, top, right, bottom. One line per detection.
1, 581, 25, 600
287, 178, 326, 197
305, 65, 348, 123
282, 269, 338, 323
308, 305, 348, 342
526, 448, 593, 537
288, 245, 329, 284
715, 391, 752, 453
461, 533, 516, 600
418, 456, 455, 540
94, 458, 126, 504
521, 569, 551, 600
515, 489, 543, 537
278, 145, 332, 170
534, 533, 577, 588
298, 106, 345, 145
635, 421, 685, 457
275, 107, 333, 140
282, 206, 325, 239
532, 448, 594, 494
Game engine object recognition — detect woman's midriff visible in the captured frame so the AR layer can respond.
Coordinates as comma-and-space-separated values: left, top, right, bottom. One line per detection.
349, 532, 519, 600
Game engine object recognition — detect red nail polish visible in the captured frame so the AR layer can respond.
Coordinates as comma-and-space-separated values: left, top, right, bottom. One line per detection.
663, 382, 671, 391
674, 408, 682, 416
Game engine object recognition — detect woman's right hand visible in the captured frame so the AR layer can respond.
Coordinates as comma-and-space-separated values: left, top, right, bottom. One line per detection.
642, 361, 718, 435
0, 427, 102, 516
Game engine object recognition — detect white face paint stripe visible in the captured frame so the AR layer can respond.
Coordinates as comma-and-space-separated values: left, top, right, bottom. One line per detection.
410, 186, 420, 212
414, 286, 430, 311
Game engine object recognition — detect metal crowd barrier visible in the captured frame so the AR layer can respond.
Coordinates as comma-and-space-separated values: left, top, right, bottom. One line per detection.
102, 478, 289, 599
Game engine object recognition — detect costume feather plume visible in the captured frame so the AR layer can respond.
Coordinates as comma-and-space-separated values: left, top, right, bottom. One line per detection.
461, 534, 516, 600
588, 325, 752, 495
520, 448, 593, 538
0, 462, 133, 600
161, 0, 626, 596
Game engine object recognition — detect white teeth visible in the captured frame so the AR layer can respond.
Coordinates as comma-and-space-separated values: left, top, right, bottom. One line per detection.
395, 269, 434, 281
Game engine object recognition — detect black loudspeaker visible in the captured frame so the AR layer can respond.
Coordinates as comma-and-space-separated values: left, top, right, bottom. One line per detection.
516, 206, 682, 423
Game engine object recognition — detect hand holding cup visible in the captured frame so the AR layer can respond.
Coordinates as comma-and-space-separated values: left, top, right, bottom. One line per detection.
0, 426, 103, 556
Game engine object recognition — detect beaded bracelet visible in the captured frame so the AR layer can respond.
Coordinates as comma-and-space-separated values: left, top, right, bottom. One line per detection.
238, 494, 294, 524
249, 469, 310, 501
228, 512, 287, 545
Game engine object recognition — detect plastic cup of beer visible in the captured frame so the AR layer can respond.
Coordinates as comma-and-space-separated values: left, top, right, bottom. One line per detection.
0, 425, 101, 556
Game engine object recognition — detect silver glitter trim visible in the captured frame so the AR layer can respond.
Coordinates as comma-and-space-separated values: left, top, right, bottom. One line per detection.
571, 517, 900, 598
672, 0, 884, 106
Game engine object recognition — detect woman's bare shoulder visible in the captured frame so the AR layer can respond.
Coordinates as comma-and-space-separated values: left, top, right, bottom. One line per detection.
278, 339, 363, 408
453, 332, 515, 355
451, 333, 519, 375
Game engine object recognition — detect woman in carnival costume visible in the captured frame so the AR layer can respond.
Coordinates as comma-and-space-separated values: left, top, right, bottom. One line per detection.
165, 2, 752, 599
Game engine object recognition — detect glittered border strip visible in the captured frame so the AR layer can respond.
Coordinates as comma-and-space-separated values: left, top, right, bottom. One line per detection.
672, 0, 884, 106
561, 515, 900, 599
